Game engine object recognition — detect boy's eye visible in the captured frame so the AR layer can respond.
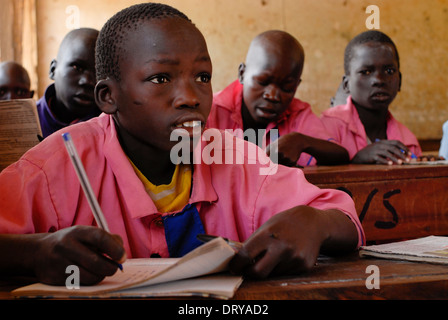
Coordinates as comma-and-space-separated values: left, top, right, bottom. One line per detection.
359, 70, 371, 75
281, 82, 297, 93
148, 75, 170, 84
15, 89, 26, 96
386, 68, 396, 75
72, 64, 84, 72
195, 73, 211, 83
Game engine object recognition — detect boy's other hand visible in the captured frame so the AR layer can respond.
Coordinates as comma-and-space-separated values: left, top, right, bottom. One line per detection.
34, 225, 126, 285
228, 206, 328, 279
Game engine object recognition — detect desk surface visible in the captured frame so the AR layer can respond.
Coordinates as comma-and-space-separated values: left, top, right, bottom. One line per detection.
234, 254, 448, 300
1, 254, 448, 300
303, 163, 448, 184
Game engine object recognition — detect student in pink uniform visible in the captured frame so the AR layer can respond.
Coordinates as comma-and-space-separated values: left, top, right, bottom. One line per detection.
0, 3, 363, 286
321, 30, 421, 164
207, 30, 349, 167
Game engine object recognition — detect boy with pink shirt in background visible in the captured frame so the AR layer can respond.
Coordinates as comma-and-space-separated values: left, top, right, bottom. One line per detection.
0, 3, 363, 286
321, 30, 421, 164
207, 30, 349, 167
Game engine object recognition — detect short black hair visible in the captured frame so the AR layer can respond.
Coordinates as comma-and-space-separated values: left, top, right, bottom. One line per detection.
96, 2, 191, 82
344, 30, 400, 75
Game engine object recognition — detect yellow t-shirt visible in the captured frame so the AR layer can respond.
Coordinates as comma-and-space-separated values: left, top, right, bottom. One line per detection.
131, 163, 192, 213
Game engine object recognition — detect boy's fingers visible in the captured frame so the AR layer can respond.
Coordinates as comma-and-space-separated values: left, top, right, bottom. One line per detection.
78, 227, 126, 263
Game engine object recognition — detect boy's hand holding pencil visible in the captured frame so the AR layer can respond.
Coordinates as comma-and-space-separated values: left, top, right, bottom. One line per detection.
33, 225, 126, 285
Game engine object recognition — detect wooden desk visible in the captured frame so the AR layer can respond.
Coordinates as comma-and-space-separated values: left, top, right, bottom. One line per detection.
303, 164, 448, 242
2, 255, 448, 300
234, 254, 448, 300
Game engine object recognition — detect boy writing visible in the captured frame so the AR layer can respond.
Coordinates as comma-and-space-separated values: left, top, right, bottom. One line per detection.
0, 61, 34, 100
321, 30, 422, 164
207, 30, 349, 167
37, 28, 101, 139
0, 3, 363, 285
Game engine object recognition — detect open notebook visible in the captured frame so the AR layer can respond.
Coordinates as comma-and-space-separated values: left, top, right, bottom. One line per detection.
360, 235, 448, 264
12, 237, 243, 299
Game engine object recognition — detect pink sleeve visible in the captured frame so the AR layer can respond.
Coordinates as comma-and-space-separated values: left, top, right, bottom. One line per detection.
0, 160, 59, 234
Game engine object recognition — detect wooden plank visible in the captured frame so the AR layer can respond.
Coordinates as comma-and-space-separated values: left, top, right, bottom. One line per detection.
303, 165, 448, 242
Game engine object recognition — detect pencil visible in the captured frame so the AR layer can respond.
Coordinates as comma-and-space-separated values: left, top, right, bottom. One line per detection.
62, 132, 123, 271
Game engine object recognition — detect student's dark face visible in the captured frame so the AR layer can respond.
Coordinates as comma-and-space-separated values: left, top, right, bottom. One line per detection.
111, 18, 213, 152
345, 42, 401, 111
0, 67, 33, 100
51, 33, 98, 117
239, 43, 302, 126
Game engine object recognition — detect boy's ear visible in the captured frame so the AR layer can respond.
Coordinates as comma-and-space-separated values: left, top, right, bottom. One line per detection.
398, 71, 402, 92
49, 59, 57, 80
238, 63, 246, 84
342, 75, 350, 93
95, 79, 118, 114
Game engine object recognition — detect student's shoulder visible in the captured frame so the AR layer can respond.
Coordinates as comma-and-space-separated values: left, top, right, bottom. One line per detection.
21, 115, 109, 171
201, 128, 299, 177
288, 97, 312, 113
212, 80, 242, 109
321, 103, 355, 124
387, 112, 418, 139
201, 128, 266, 163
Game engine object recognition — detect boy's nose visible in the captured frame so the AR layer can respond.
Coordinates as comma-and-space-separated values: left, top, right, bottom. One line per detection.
78, 70, 96, 86
174, 80, 200, 108
371, 71, 387, 86
263, 85, 281, 102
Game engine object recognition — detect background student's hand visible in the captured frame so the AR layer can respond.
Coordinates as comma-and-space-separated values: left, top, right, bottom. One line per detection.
416, 154, 445, 161
34, 225, 126, 285
351, 139, 411, 165
228, 205, 358, 278
266, 132, 307, 167
266, 132, 349, 166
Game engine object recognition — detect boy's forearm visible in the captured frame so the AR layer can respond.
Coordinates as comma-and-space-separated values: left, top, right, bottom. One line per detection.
0, 234, 45, 276
302, 135, 349, 165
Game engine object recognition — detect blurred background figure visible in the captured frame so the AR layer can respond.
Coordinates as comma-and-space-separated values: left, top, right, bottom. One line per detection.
0, 61, 34, 100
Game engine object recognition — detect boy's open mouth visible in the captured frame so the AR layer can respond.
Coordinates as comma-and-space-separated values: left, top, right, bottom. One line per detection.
175, 120, 202, 128
371, 92, 390, 99
172, 120, 204, 138
255, 106, 278, 120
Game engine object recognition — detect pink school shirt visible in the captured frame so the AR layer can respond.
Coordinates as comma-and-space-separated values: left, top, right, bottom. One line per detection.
207, 80, 336, 167
321, 96, 422, 160
0, 114, 364, 258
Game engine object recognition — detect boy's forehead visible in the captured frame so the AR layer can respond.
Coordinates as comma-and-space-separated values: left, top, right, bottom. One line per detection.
352, 42, 398, 64
131, 18, 202, 42
119, 18, 208, 58
0, 65, 30, 85
247, 41, 303, 76
58, 32, 97, 61
247, 34, 304, 69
